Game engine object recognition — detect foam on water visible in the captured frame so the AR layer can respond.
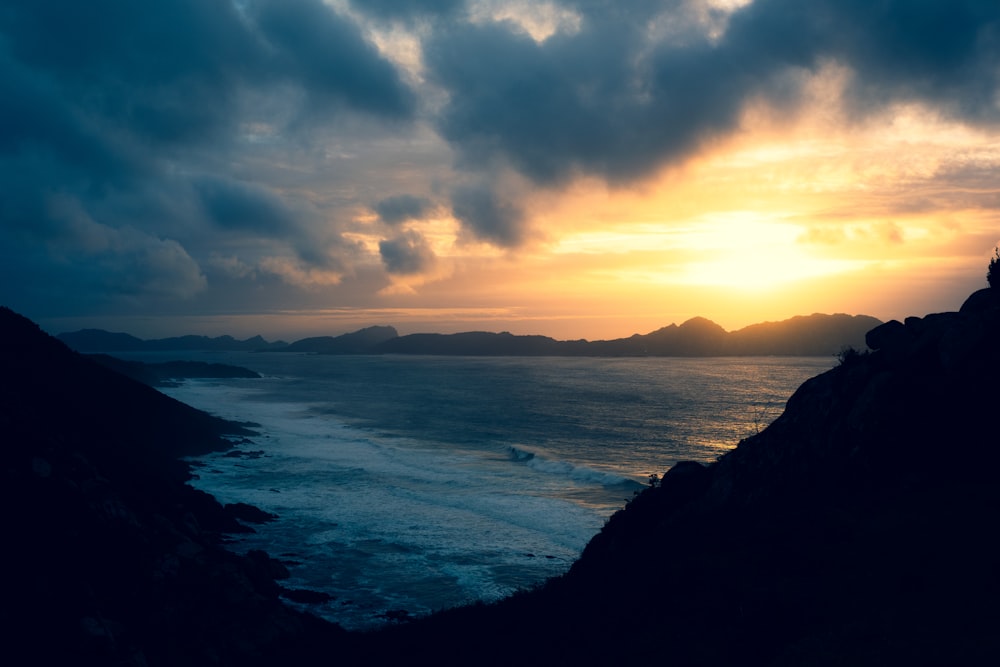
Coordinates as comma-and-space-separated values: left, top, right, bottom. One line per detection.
507, 445, 637, 487
170, 381, 611, 629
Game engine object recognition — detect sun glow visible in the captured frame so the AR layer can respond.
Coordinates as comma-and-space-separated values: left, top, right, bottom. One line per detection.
221, 68, 1000, 339
669, 215, 869, 290
550, 213, 868, 292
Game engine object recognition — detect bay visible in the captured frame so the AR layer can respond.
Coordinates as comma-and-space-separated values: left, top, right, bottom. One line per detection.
131, 352, 833, 629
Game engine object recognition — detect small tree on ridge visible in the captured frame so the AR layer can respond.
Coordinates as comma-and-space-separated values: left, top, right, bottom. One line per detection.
989, 247, 1000, 288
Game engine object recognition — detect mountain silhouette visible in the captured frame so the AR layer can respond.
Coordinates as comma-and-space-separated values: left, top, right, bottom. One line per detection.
59, 313, 881, 357
281, 325, 399, 353
57, 329, 288, 352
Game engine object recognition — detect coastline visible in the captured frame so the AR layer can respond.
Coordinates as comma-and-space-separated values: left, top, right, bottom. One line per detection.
1, 306, 344, 664
5, 286, 1000, 664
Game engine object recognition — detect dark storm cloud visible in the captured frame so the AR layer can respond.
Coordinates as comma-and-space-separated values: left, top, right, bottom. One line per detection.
0, 0, 263, 147
423, 0, 1000, 188
725, 0, 1000, 121
194, 177, 298, 235
423, 4, 752, 185
450, 183, 525, 246
379, 230, 436, 274
374, 194, 435, 225
0, 0, 415, 316
250, 0, 415, 118
0, 0, 412, 144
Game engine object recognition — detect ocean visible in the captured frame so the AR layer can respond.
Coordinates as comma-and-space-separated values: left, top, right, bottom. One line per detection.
135, 352, 833, 629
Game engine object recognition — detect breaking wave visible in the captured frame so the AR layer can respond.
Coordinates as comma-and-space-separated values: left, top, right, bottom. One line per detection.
507, 446, 639, 487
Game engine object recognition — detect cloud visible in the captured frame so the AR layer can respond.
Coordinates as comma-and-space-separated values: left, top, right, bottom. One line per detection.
798, 220, 909, 248
421, 0, 1000, 187
727, 0, 1000, 119
379, 230, 437, 274
0, 1, 281, 152
374, 194, 435, 225
208, 254, 257, 279
249, 0, 415, 119
40, 194, 206, 301
194, 177, 299, 235
0, 0, 416, 315
259, 256, 343, 288
450, 183, 526, 246
3, 0, 999, 326
422, 3, 755, 185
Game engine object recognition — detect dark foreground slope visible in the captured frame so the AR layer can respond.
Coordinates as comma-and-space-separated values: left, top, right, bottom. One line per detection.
347, 288, 1000, 666
0, 307, 342, 665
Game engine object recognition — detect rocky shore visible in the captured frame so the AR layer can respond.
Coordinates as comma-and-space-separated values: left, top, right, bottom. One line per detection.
0, 307, 343, 665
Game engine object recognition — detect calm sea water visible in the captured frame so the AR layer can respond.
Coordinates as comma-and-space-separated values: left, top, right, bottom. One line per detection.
135, 353, 833, 629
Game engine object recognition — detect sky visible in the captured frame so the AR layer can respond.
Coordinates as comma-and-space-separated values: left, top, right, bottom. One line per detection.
2, 0, 1000, 342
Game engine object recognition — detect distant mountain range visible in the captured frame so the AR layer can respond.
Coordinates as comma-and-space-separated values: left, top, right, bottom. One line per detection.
56, 329, 290, 353
58, 313, 882, 357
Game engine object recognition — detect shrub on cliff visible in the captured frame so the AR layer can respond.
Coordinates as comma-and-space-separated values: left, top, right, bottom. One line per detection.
989, 247, 999, 288
836, 345, 868, 367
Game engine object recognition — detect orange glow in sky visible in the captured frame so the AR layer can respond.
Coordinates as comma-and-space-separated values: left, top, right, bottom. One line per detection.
347, 100, 998, 341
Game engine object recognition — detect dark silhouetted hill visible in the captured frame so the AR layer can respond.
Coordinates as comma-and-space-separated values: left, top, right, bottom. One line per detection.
640, 315, 730, 355
58, 313, 878, 357
727, 312, 883, 355
374, 330, 588, 355
281, 325, 398, 353
1, 307, 342, 665
58, 329, 288, 352
372, 313, 877, 356
343, 289, 1000, 665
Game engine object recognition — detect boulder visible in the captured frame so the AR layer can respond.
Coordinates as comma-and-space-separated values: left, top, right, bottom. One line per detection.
864, 319, 907, 351
959, 287, 999, 314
